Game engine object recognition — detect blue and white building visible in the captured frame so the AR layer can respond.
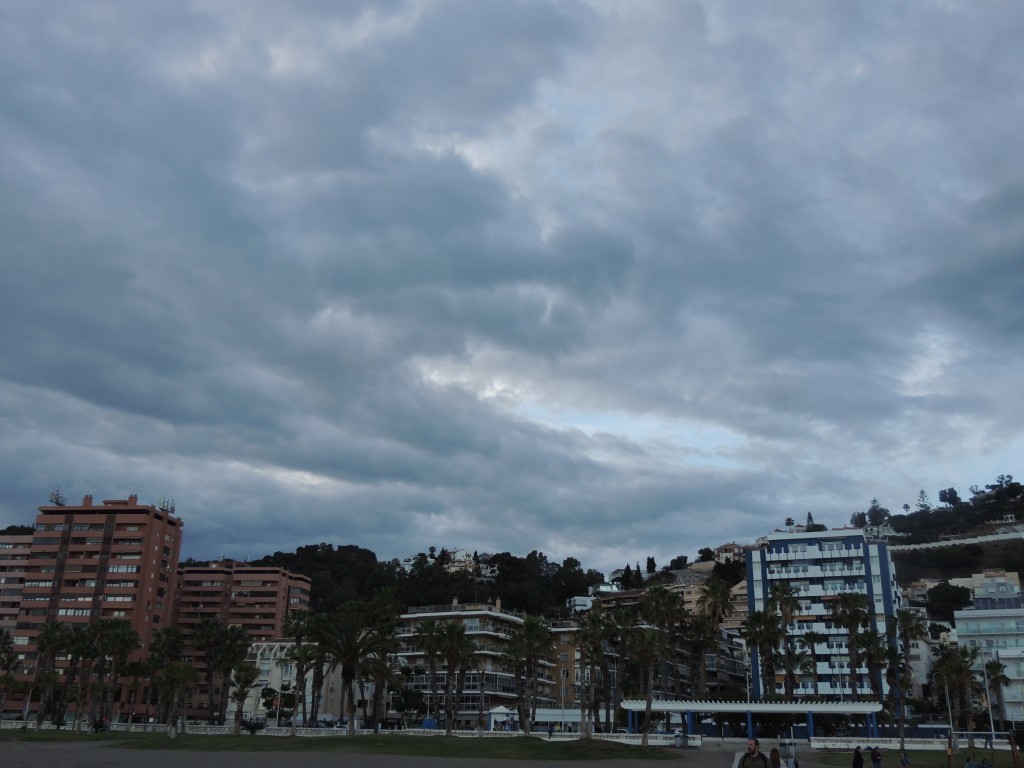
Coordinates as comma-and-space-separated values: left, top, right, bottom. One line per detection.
746, 528, 903, 700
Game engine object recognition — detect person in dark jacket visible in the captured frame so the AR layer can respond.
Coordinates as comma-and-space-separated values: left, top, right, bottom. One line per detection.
853, 746, 865, 768
741, 738, 770, 768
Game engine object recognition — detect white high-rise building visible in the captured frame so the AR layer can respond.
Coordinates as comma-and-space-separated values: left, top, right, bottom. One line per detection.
746, 529, 903, 700
953, 570, 1024, 726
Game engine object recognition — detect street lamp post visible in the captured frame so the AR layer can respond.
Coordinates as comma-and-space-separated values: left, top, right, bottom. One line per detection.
746, 651, 751, 703
934, 671, 955, 768
982, 659, 996, 749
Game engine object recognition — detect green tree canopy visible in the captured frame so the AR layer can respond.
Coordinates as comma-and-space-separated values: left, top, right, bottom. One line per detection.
926, 582, 972, 624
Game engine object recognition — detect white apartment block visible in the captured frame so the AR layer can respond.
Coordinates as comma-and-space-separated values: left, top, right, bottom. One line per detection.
394, 598, 556, 728
954, 570, 1024, 725
240, 640, 348, 726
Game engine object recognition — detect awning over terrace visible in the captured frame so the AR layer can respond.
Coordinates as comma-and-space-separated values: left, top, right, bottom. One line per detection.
619, 699, 884, 740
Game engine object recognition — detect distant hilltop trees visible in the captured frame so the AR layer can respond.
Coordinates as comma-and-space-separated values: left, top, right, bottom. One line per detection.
846, 474, 1022, 544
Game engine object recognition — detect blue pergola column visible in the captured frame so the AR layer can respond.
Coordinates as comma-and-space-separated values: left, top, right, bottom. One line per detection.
806, 711, 814, 741
687, 711, 695, 735
747, 710, 754, 738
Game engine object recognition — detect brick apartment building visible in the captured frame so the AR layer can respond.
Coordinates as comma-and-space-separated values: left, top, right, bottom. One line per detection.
3, 494, 313, 724
14, 494, 183, 677
0, 529, 33, 631
174, 559, 311, 643
174, 559, 311, 721
0, 528, 33, 630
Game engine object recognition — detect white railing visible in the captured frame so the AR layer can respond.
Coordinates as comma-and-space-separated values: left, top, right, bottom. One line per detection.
0, 718, 701, 746
811, 736, 1013, 752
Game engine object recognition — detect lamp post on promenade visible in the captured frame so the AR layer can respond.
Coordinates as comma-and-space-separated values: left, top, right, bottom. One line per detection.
982, 657, 996, 749
934, 671, 955, 768
745, 648, 752, 703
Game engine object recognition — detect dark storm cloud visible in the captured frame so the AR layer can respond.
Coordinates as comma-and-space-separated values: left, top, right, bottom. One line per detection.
1, 1, 1022, 576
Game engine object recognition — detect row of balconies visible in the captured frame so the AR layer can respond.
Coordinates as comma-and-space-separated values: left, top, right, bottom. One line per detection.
396, 622, 515, 639
406, 603, 524, 620
767, 564, 866, 577
764, 547, 862, 562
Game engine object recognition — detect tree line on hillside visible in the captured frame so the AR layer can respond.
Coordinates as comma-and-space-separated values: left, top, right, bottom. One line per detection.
199, 472, 1023, 617
244, 545, 607, 616
848, 474, 1022, 542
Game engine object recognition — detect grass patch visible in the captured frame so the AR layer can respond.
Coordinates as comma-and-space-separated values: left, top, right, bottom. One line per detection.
0, 730, 685, 761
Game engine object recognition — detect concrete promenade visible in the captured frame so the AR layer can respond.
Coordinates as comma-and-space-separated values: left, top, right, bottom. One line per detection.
0, 738, 837, 768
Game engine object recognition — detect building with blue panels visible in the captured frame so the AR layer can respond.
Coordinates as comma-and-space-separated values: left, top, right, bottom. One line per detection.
745, 529, 903, 700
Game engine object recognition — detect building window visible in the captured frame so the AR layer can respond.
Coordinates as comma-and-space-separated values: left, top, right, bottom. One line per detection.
57, 608, 90, 616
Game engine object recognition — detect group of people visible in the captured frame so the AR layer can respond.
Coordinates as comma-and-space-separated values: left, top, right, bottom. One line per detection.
746, 738, 994, 768
853, 745, 894, 768
856, 744, 995, 768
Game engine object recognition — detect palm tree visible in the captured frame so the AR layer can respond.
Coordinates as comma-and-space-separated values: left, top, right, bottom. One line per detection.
628, 627, 663, 747
679, 612, 713, 699
33, 620, 68, 727
57, 623, 94, 730
639, 588, 682, 703
302, 612, 331, 724
768, 582, 802, 643
148, 627, 184, 728
503, 615, 553, 736
413, 618, 444, 724
781, 645, 812, 698
893, 609, 928, 748
439, 621, 476, 735
160, 661, 199, 738
798, 630, 827, 697
212, 625, 251, 726
122, 658, 149, 730
741, 610, 784, 698
605, 608, 634, 733
0, 628, 20, 718
229, 662, 262, 735
932, 645, 981, 740
285, 642, 316, 731
283, 611, 313, 730
92, 619, 140, 726
193, 617, 227, 724
830, 593, 870, 700
502, 629, 529, 732
697, 577, 732, 692
577, 607, 607, 738
857, 627, 889, 704
521, 615, 554, 728
367, 638, 400, 734
323, 607, 393, 736
984, 658, 1010, 732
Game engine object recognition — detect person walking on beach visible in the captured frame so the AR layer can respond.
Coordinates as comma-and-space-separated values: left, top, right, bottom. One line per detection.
741, 738, 771, 768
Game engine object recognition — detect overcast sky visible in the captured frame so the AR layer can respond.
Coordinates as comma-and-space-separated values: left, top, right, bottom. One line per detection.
2, 2, 1022, 578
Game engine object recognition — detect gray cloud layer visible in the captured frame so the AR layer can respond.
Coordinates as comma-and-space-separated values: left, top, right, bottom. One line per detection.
2, 1, 1021, 576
